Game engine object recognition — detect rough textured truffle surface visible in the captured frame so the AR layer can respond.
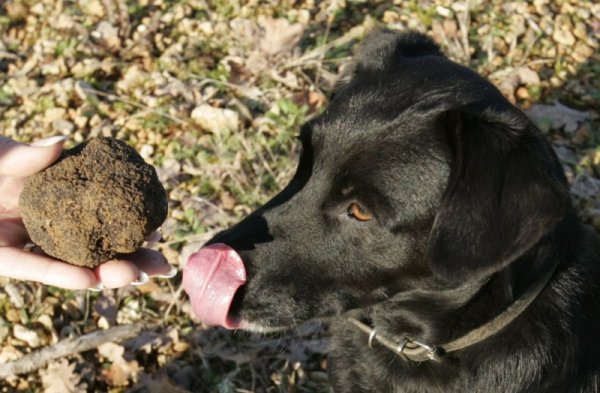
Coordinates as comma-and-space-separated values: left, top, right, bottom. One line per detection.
19, 137, 168, 268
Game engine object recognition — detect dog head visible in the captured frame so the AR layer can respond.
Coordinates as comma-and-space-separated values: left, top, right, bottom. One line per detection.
182, 30, 570, 331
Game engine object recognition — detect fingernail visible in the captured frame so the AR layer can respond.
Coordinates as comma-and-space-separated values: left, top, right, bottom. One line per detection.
145, 230, 162, 244
156, 265, 177, 279
88, 283, 105, 292
131, 271, 149, 286
30, 135, 68, 147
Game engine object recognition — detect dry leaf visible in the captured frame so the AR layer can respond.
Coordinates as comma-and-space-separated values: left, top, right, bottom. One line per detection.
219, 191, 236, 211
491, 66, 540, 104
292, 90, 327, 115
125, 327, 179, 355
526, 102, 594, 133
242, 16, 305, 74
98, 342, 141, 386
98, 342, 126, 364
571, 174, 600, 199
0, 345, 22, 363
257, 16, 304, 58
553, 145, 577, 165
40, 359, 87, 393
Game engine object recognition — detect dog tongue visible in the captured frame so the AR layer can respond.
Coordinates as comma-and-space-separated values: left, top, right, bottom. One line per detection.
183, 243, 246, 329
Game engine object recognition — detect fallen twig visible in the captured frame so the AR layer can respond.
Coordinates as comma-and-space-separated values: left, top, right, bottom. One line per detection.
0, 51, 20, 60
0, 323, 153, 378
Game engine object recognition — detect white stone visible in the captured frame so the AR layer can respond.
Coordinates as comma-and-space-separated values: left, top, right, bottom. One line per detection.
52, 119, 76, 134
13, 324, 42, 348
191, 104, 240, 133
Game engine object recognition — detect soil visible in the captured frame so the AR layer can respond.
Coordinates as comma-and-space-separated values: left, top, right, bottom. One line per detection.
19, 137, 168, 268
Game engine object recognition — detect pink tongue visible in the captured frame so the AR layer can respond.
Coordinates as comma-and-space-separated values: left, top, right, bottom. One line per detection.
183, 243, 246, 329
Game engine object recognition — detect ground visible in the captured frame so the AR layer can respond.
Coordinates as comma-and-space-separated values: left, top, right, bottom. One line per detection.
0, 0, 598, 392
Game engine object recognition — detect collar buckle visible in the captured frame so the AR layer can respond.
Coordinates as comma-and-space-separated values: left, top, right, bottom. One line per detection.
360, 324, 443, 362
405, 339, 444, 361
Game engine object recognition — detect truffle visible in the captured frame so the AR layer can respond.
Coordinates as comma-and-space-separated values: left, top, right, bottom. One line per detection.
19, 137, 168, 268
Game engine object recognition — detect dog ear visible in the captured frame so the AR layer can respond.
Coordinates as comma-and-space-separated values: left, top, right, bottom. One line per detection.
333, 28, 443, 94
428, 105, 571, 282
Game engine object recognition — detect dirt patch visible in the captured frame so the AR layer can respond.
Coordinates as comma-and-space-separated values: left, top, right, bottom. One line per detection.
19, 137, 168, 268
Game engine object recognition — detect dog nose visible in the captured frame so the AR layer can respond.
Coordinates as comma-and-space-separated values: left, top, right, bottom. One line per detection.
182, 243, 247, 329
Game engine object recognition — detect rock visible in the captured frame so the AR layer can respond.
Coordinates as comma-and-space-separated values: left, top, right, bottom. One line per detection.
79, 0, 105, 18
139, 144, 154, 160
52, 119, 75, 134
191, 104, 239, 133
19, 137, 168, 268
6, 2, 28, 22
572, 43, 594, 64
73, 114, 90, 129
435, 5, 452, 17
526, 102, 592, 134
116, 65, 148, 94
552, 28, 575, 46
55, 14, 76, 31
44, 108, 67, 125
573, 21, 589, 41
91, 21, 121, 51
552, 15, 576, 46
13, 324, 42, 348
571, 174, 600, 200
29, 2, 45, 15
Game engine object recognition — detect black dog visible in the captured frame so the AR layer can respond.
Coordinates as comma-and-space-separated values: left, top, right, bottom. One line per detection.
183, 30, 600, 392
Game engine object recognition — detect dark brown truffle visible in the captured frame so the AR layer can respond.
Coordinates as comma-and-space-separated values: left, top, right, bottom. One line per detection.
19, 137, 168, 268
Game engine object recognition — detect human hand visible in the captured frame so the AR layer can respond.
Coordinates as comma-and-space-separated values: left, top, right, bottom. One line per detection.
0, 135, 175, 290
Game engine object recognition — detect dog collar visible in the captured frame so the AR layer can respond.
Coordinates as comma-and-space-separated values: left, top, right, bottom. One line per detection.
348, 264, 557, 362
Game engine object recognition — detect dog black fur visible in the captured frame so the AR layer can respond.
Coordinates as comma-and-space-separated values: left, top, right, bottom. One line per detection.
206, 29, 600, 392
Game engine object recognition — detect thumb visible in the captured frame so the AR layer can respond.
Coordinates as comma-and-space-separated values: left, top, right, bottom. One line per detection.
0, 136, 66, 177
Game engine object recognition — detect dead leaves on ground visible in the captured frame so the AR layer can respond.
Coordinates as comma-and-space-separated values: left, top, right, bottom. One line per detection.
97, 342, 140, 387
40, 359, 87, 393
527, 102, 595, 133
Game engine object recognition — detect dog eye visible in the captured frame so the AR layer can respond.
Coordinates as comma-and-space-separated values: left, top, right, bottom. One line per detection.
348, 203, 373, 222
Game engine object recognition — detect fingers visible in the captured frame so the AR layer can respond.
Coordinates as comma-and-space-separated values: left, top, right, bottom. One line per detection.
6, 245, 175, 290
141, 231, 175, 276
0, 247, 98, 289
124, 247, 175, 277
145, 230, 162, 243
0, 176, 27, 213
94, 248, 174, 289
0, 135, 66, 177
94, 259, 141, 289
0, 222, 29, 247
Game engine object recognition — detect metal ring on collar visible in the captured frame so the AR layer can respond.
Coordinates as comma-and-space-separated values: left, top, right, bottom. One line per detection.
409, 339, 443, 361
368, 329, 377, 349
396, 338, 408, 354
